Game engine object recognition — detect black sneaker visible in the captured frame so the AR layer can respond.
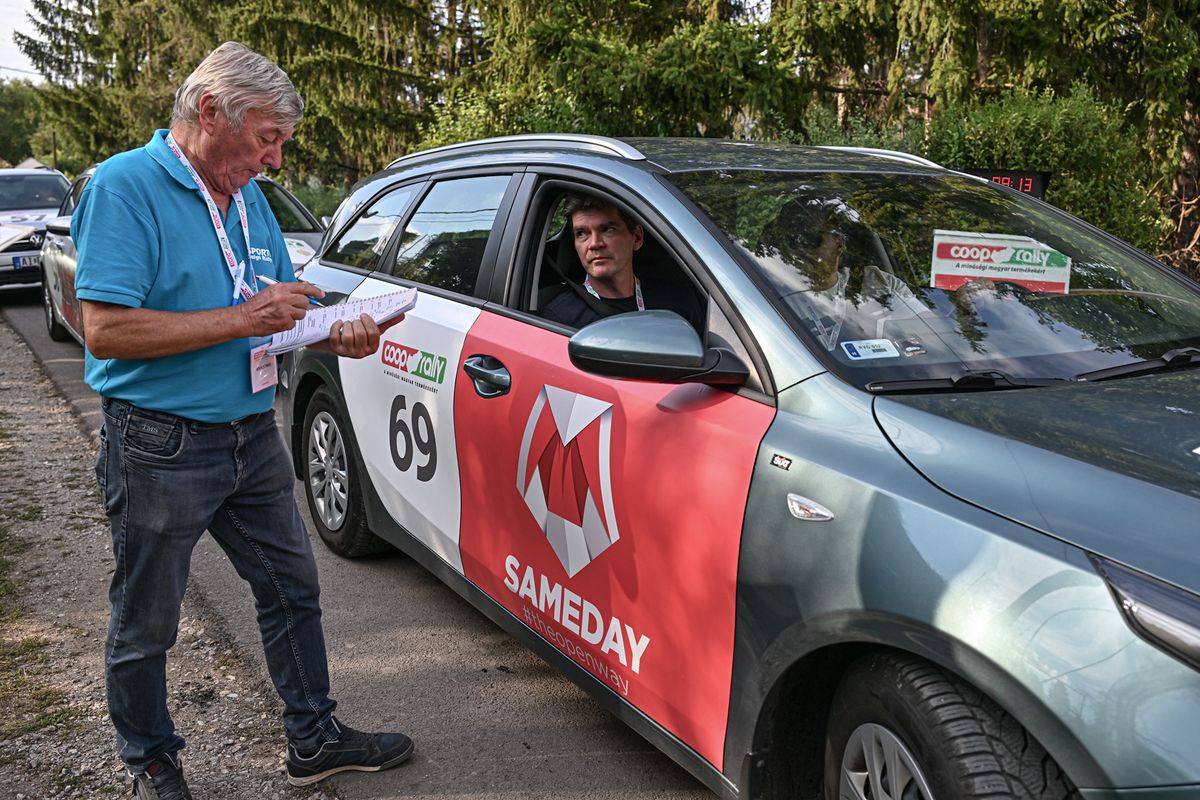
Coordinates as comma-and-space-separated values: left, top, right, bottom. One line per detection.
286, 717, 414, 786
130, 752, 193, 800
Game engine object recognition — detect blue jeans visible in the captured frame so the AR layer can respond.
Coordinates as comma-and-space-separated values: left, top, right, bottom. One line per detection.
98, 397, 339, 770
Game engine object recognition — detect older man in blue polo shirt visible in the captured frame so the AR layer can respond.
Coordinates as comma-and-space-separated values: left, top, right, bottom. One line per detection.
74, 42, 412, 799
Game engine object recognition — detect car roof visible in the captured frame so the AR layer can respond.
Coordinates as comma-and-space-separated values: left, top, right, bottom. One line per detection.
0, 168, 67, 177
385, 134, 947, 177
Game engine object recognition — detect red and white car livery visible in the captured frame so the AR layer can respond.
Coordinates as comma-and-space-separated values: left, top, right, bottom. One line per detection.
281, 135, 1200, 800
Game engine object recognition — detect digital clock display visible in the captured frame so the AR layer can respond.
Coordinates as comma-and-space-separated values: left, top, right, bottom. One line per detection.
962, 169, 1051, 200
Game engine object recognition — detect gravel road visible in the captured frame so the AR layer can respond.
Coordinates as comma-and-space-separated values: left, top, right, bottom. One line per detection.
0, 317, 338, 800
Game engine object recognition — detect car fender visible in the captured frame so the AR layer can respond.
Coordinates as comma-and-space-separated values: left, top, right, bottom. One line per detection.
725, 377, 1200, 791
280, 346, 344, 478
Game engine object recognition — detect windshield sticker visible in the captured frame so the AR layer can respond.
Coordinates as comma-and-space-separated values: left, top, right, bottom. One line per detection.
896, 336, 927, 357
931, 230, 1071, 294
842, 339, 900, 360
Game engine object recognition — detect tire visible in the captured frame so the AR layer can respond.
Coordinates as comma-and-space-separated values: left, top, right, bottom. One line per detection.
300, 386, 388, 557
42, 269, 71, 342
824, 653, 1079, 800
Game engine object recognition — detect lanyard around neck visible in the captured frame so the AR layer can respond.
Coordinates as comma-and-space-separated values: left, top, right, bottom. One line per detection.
583, 276, 644, 311
165, 132, 254, 304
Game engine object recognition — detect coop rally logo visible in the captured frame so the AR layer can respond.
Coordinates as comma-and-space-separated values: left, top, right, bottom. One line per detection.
380, 341, 448, 385
930, 229, 1072, 293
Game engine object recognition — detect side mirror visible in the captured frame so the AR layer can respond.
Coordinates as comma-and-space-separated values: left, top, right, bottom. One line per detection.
568, 310, 748, 386
45, 217, 71, 236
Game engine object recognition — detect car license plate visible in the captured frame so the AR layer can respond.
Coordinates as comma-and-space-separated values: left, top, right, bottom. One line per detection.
13, 255, 39, 268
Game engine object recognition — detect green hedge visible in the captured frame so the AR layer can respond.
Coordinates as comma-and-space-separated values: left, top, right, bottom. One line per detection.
923, 86, 1169, 253
790, 88, 1169, 255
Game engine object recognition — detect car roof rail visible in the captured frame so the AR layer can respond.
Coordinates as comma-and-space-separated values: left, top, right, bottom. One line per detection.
386, 134, 647, 169
817, 146, 943, 169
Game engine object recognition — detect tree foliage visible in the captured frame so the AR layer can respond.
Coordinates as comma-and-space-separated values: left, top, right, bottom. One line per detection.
0, 80, 41, 166
8, 0, 1200, 272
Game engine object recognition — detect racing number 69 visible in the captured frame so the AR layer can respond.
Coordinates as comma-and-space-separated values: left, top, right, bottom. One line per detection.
389, 394, 437, 482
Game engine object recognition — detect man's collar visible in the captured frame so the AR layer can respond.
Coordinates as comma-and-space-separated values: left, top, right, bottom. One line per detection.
145, 128, 260, 205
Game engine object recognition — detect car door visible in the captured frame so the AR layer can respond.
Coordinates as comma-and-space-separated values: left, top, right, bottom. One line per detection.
44, 173, 91, 337
453, 182, 775, 769
336, 173, 519, 574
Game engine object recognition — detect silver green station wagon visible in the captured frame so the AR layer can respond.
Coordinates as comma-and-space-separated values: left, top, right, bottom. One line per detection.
280, 135, 1200, 800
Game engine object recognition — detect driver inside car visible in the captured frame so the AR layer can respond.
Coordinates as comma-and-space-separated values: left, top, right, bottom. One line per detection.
539, 193, 705, 332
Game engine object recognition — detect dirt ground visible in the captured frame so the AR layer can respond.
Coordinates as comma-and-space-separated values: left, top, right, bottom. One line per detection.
0, 319, 337, 799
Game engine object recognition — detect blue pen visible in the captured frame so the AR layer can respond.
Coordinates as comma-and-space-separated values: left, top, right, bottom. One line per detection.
258, 274, 321, 305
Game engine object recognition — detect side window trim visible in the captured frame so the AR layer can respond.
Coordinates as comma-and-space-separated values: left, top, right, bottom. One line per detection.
63, 175, 90, 216
487, 172, 539, 303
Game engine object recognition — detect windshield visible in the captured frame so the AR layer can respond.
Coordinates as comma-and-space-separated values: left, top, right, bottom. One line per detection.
671, 170, 1200, 388
0, 173, 69, 212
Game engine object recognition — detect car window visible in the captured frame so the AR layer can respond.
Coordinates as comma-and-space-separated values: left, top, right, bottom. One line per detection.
388, 175, 510, 295
531, 191, 708, 335
256, 179, 319, 233
0, 173, 69, 212
324, 184, 420, 271
61, 175, 90, 216
672, 170, 1200, 388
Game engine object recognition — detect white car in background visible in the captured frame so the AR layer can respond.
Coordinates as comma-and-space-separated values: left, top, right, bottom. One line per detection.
0, 168, 70, 291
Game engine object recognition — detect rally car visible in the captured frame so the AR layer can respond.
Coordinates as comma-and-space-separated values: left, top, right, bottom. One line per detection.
280, 135, 1200, 800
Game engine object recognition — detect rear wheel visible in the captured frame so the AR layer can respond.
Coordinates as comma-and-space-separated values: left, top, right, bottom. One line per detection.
824, 653, 1079, 800
301, 386, 388, 557
42, 269, 71, 342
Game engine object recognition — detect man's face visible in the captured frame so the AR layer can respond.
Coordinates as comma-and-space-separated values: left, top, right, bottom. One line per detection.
201, 104, 294, 196
571, 206, 643, 284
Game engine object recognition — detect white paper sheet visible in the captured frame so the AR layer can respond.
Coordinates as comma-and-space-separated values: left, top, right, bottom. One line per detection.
266, 286, 418, 355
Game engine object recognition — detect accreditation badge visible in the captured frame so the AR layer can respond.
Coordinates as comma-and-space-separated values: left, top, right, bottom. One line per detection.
250, 342, 278, 393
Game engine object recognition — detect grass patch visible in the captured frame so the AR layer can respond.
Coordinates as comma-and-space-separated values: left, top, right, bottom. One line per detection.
0, 525, 29, 622
18, 505, 43, 521
215, 648, 243, 671
0, 526, 83, 739
0, 635, 84, 738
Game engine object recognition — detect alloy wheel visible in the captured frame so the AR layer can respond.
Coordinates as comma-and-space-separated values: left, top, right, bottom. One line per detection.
307, 410, 349, 531
839, 722, 935, 800
42, 280, 53, 328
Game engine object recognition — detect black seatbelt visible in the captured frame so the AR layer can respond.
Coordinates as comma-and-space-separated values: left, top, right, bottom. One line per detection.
542, 250, 619, 319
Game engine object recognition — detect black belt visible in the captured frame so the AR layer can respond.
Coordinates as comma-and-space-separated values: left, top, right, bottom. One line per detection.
103, 397, 269, 431
187, 411, 269, 430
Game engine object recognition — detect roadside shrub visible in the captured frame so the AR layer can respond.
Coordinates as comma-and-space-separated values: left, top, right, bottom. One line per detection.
780, 104, 924, 153
286, 176, 348, 220
924, 86, 1169, 253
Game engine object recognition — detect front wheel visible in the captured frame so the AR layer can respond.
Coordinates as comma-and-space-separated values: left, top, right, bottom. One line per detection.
42, 269, 71, 342
300, 386, 388, 557
824, 653, 1079, 800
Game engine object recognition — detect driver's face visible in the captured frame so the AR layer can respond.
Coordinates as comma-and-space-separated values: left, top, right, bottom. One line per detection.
572, 206, 644, 283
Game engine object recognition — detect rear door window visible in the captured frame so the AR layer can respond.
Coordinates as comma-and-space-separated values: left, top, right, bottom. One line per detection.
325, 184, 421, 271
387, 175, 512, 296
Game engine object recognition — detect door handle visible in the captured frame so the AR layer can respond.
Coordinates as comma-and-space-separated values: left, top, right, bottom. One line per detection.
462, 354, 511, 398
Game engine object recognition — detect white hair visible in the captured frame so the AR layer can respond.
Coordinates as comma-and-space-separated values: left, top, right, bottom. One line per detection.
172, 41, 304, 131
